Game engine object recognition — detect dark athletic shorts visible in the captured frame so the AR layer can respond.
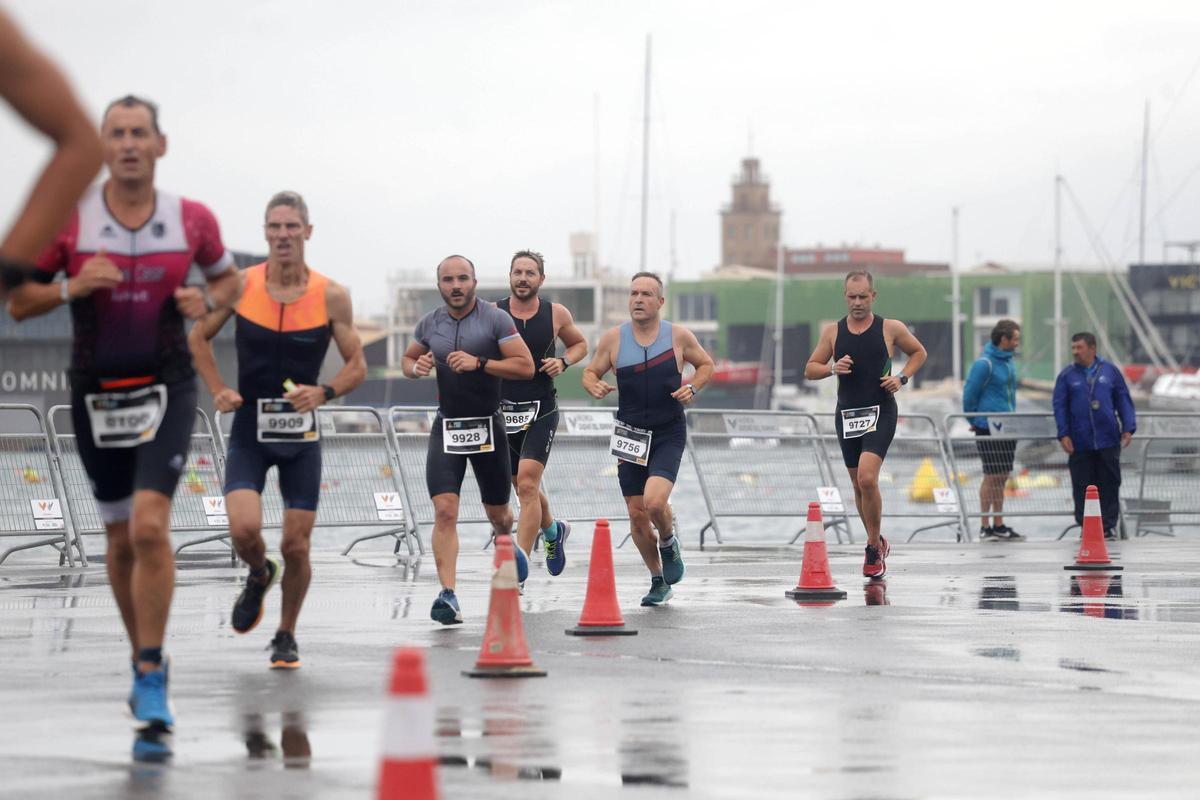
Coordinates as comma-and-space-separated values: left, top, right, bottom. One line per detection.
973, 425, 1017, 476
224, 412, 322, 511
71, 379, 197, 520
617, 416, 687, 497
834, 399, 898, 469
506, 408, 558, 476
426, 410, 511, 506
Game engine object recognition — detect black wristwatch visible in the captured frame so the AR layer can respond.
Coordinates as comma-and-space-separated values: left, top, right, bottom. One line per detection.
559, 357, 570, 371
322, 384, 336, 401
899, 375, 909, 386
478, 357, 489, 372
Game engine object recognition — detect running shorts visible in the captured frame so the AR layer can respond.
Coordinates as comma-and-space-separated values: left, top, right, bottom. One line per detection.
617, 416, 687, 497
426, 410, 511, 506
224, 412, 322, 511
506, 408, 558, 475
834, 399, 898, 469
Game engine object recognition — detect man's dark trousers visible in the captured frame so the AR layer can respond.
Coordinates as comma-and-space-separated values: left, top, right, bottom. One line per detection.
1068, 445, 1121, 531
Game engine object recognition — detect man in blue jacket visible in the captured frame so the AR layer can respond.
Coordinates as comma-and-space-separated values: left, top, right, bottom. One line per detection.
1053, 332, 1136, 539
963, 319, 1022, 541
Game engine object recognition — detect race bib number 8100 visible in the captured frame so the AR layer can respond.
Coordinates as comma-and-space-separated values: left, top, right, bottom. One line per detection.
256, 399, 319, 443
84, 384, 167, 449
840, 405, 880, 439
443, 416, 493, 454
610, 421, 651, 465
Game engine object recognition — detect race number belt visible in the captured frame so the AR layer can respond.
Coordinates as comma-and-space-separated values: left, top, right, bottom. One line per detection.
256, 398, 319, 443
501, 400, 540, 434
443, 416, 494, 454
840, 405, 880, 439
84, 384, 168, 449
610, 421, 651, 465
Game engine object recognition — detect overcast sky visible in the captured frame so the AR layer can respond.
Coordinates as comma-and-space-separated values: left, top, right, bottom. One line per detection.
3, 1, 1199, 315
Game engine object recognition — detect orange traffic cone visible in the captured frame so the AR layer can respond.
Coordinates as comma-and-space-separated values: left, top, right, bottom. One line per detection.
462, 535, 547, 678
566, 519, 638, 637
1064, 485, 1122, 571
786, 502, 848, 600
377, 648, 438, 800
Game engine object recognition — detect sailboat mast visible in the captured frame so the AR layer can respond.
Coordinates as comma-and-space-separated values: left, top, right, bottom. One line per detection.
1139, 101, 1150, 266
639, 35, 652, 272
772, 225, 784, 408
1054, 175, 1064, 375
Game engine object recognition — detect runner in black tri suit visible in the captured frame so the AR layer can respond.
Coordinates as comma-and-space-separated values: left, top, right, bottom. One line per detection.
497, 249, 588, 583
402, 255, 535, 624
190, 191, 366, 669
584, 272, 714, 607
805, 270, 927, 580
9, 96, 240, 734
0, 9, 101, 298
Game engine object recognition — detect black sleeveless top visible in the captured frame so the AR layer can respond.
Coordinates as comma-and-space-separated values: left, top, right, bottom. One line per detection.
497, 297, 557, 414
834, 314, 894, 408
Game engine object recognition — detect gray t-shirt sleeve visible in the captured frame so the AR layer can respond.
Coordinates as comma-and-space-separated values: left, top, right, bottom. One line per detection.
491, 305, 520, 345
414, 312, 431, 348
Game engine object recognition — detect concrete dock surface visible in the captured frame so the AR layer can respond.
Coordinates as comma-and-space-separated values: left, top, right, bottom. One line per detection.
0, 534, 1197, 799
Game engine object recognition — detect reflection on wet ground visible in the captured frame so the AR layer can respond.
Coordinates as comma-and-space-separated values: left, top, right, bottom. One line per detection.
2, 541, 1200, 798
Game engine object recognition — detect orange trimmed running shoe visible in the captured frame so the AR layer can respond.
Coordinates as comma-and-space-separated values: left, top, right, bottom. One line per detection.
863, 537, 890, 580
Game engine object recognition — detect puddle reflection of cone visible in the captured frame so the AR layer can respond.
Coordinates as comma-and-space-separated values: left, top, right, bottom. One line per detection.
1073, 574, 1111, 619
1065, 485, 1122, 571
378, 648, 438, 800
463, 535, 547, 678
786, 502, 848, 601
566, 519, 638, 636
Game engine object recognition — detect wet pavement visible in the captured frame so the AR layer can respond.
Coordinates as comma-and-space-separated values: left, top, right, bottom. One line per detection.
0, 534, 1198, 798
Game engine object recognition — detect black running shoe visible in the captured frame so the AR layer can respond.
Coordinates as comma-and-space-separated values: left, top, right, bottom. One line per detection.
991, 524, 1025, 542
232, 558, 279, 634
979, 526, 1000, 542
268, 631, 300, 670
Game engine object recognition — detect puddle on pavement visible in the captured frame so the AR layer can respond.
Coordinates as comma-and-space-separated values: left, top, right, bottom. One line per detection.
1060, 575, 1138, 620
243, 712, 312, 768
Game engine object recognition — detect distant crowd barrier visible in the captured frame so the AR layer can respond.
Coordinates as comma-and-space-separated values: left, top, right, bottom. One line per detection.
1, 404, 1197, 567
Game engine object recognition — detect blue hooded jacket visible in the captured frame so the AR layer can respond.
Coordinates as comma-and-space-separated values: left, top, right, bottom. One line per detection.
1052, 356, 1136, 451
962, 342, 1017, 429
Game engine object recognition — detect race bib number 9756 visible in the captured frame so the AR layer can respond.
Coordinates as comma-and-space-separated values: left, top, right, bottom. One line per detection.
610, 421, 651, 465
84, 384, 168, 449
443, 416, 493, 454
840, 405, 880, 439
256, 399, 319, 443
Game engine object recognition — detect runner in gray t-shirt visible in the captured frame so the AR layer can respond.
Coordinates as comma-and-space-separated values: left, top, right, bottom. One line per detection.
402, 255, 534, 625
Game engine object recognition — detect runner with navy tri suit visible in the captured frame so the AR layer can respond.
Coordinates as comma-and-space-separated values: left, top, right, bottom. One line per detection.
8, 96, 240, 733
805, 270, 927, 579
189, 191, 365, 668
498, 250, 588, 582
402, 255, 535, 624
583, 272, 714, 606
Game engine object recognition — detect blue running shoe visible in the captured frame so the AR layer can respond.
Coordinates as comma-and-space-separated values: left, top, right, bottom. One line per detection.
431, 588, 463, 625
514, 544, 530, 584
640, 576, 674, 606
545, 520, 570, 576
131, 668, 174, 730
128, 656, 170, 716
659, 537, 685, 585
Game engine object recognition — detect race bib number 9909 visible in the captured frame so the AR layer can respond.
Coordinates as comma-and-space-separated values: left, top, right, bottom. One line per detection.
501, 400, 540, 434
840, 405, 880, 439
610, 421, 651, 465
443, 416, 493, 454
84, 384, 168, 449
256, 399, 319, 443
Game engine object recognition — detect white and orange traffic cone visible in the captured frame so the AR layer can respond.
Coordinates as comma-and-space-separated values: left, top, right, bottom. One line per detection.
377, 648, 438, 800
463, 535, 548, 678
786, 502, 848, 601
1064, 485, 1122, 571
566, 519, 638, 636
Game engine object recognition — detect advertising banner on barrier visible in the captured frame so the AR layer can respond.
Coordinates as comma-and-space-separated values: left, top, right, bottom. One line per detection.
203, 496, 228, 526
817, 486, 845, 514
374, 492, 404, 521
29, 499, 64, 530
563, 410, 614, 436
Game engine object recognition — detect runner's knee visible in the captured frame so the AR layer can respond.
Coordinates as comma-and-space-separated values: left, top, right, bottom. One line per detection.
280, 534, 310, 564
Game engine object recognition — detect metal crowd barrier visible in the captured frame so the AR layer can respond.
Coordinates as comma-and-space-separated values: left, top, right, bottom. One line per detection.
0, 404, 78, 566
815, 412, 968, 542
1121, 413, 1200, 536
216, 406, 420, 557
686, 409, 852, 547
47, 405, 230, 562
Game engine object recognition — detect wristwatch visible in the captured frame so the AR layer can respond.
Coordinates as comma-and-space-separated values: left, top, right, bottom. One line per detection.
60, 279, 71, 303
685, 383, 699, 395
560, 356, 570, 371
322, 384, 336, 401
899, 375, 909, 386
478, 357, 489, 371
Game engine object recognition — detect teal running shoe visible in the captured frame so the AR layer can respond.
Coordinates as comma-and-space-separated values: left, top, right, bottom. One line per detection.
640, 576, 674, 607
659, 538, 685, 585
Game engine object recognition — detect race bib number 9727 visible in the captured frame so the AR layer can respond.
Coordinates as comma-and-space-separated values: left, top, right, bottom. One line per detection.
443, 416, 493, 454
840, 405, 880, 439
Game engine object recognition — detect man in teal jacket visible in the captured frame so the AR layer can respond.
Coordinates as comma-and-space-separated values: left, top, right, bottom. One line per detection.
963, 320, 1021, 541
